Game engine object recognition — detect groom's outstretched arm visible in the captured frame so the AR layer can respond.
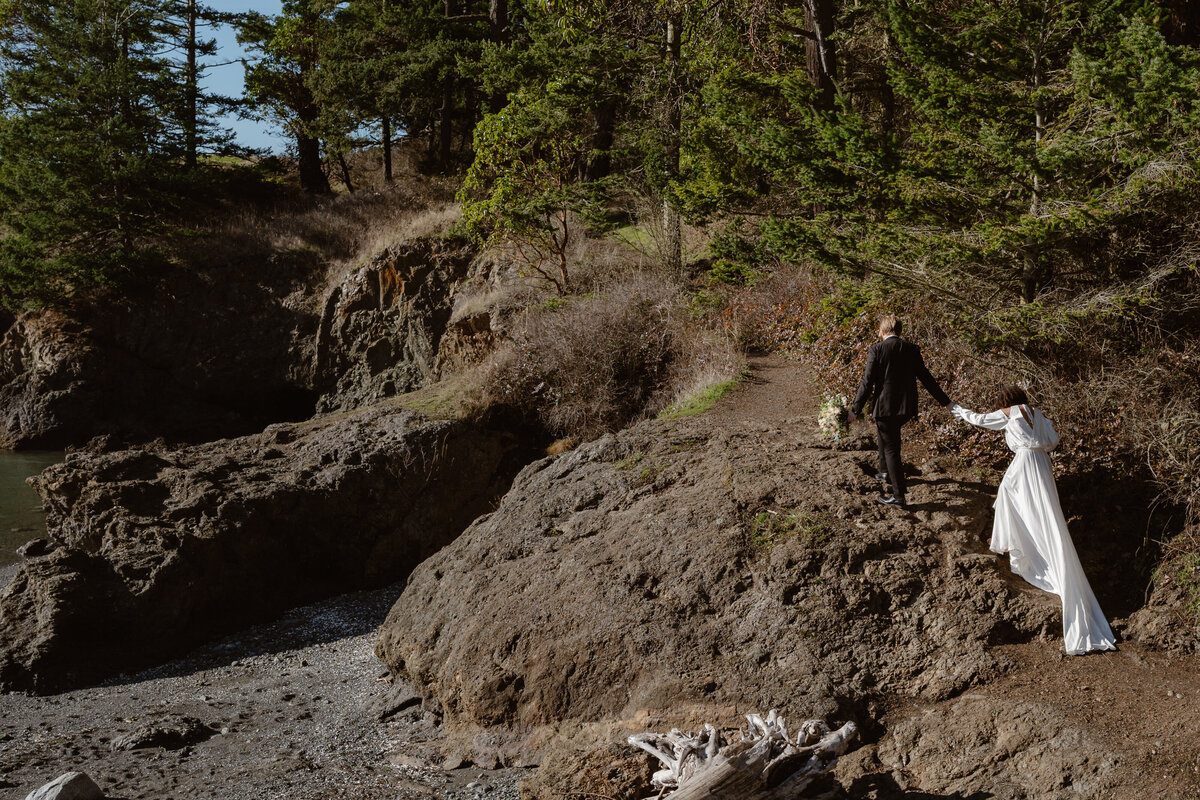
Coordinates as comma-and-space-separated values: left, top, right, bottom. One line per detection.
851, 346, 878, 417
914, 347, 951, 406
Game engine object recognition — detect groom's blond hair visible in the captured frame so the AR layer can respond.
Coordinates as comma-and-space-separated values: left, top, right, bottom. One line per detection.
878, 315, 902, 335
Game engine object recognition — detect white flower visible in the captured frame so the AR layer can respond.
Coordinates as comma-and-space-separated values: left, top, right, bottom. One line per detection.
817, 393, 850, 442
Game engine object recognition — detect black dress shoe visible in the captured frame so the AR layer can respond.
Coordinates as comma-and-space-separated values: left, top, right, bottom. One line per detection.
876, 494, 907, 508
874, 472, 889, 481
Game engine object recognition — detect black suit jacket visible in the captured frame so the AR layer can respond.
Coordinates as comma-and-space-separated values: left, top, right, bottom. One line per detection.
852, 336, 950, 420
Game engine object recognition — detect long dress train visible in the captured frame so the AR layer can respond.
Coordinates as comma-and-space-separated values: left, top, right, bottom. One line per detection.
952, 403, 1117, 655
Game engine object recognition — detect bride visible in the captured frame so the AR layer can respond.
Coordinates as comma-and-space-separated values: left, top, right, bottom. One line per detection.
952, 386, 1117, 655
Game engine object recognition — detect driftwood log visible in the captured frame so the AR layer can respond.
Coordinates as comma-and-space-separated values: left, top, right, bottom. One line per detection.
628, 710, 857, 799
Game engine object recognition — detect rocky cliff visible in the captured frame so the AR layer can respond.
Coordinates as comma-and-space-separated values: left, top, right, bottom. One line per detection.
314, 238, 494, 414
0, 405, 525, 694
372, 362, 1166, 798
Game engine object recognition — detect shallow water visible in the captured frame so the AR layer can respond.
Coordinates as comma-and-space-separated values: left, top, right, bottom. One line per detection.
0, 451, 63, 567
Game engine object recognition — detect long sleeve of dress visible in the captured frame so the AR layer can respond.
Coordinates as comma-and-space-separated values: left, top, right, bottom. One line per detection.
951, 404, 1009, 431
1026, 411, 1060, 452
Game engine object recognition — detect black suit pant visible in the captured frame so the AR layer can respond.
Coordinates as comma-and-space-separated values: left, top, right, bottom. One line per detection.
875, 415, 908, 501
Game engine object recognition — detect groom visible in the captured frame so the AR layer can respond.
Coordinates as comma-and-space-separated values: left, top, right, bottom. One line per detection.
848, 315, 952, 508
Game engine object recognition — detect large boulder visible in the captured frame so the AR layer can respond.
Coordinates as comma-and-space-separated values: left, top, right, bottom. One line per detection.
314, 237, 490, 413
0, 312, 253, 449
0, 406, 524, 693
375, 413, 1060, 748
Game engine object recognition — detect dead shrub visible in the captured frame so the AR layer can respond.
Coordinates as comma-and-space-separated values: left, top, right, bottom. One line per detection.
484, 275, 739, 439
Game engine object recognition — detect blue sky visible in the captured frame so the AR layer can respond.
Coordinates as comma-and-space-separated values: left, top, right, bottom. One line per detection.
201, 1, 286, 152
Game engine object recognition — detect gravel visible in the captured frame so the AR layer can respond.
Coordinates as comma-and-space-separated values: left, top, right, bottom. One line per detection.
0, 583, 533, 799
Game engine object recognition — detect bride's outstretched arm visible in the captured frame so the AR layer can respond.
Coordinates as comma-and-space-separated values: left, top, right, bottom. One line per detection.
951, 404, 1010, 431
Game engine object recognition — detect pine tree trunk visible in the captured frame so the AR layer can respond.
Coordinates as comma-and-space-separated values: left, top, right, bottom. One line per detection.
585, 100, 617, 181
337, 150, 354, 193
297, 133, 328, 193
382, 117, 393, 183
439, 80, 454, 169
803, 0, 838, 110
490, 0, 509, 42
487, 0, 510, 111
462, 82, 476, 150
296, 37, 330, 194
663, 9, 683, 281
184, 0, 198, 170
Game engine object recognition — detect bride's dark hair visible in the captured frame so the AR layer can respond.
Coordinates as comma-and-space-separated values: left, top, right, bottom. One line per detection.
998, 385, 1029, 408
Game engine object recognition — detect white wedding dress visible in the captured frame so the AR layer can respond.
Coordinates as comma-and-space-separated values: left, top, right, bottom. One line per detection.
952, 403, 1117, 655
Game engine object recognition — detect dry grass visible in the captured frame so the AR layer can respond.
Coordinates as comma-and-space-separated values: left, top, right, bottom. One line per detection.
622, 191, 713, 274
172, 173, 459, 296
483, 273, 741, 439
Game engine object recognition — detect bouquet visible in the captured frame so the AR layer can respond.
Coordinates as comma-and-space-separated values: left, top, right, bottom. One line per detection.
817, 393, 851, 443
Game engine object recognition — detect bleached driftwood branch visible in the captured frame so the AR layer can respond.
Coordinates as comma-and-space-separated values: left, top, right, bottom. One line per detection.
628, 709, 857, 800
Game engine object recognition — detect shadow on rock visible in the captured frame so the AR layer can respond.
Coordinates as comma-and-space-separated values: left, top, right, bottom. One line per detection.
848, 774, 994, 800
0, 407, 532, 694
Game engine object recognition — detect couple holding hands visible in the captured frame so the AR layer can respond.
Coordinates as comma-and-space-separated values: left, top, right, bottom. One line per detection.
847, 315, 1116, 655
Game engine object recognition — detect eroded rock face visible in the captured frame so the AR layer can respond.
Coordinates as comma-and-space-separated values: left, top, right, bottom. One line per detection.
0, 235, 488, 449
375, 413, 1060, 741
315, 238, 488, 413
1123, 545, 1200, 654
863, 694, 1118, 798
0, 406, 523, 694
0, 312, 253, 449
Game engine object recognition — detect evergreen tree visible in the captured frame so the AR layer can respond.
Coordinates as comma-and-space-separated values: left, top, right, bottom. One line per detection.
0, 0, 179, 308
160, 0, 236, 169
315, 0, 506, 174
702, 1, 1200, 314
238, 1, 332, 193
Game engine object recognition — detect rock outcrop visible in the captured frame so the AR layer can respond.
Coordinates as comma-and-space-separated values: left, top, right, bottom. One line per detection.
0, 234, 490, 449
314, 238, 492, 413
375, 412, 1060, 746
0, 406, 525, 694
1122, 540, 1200, 654
0, 238, 323, 449
848, 694, 1118, 799
0, 312, 255, 449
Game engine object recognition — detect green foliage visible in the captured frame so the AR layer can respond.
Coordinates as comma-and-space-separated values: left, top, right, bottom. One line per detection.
0, 0, 183, 308
613, 452, 645, 470
693, 1, 1200, 321
658, 378, 739, 420
707, 221, 765, 286
748, 508, 833, 552
459, 80, 610, 292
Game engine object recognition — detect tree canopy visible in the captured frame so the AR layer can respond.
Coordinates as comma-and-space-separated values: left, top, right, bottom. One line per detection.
0, 0, 1198, 318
